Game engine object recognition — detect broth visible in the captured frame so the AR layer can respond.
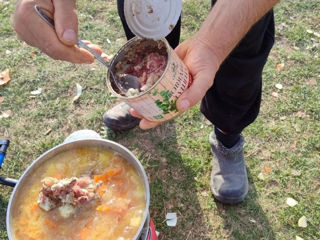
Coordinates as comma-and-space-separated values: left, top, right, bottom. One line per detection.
11, 147, 146, 240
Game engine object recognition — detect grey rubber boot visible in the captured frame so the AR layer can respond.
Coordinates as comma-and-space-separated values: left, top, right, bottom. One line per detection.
103, 102, 140, 131
209, 131, 248, 204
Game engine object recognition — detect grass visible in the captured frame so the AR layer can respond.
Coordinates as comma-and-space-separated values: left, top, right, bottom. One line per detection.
0, 0, 319, 239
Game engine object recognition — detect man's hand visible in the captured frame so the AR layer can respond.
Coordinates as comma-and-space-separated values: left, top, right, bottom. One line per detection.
130, 37, 220, 130
13, 0, 101, 63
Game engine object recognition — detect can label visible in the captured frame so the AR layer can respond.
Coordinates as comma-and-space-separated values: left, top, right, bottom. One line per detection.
107, 38, 192, 122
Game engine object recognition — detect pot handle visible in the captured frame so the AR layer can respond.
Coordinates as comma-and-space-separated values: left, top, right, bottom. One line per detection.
0, 177, 18, 187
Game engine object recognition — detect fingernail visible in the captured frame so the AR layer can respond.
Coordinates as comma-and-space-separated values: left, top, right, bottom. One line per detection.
62, 29, 77, 43
179, 99, 190, 111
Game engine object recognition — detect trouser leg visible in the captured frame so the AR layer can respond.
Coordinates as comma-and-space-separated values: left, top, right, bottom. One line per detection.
200, 9, 275, 134
116, 0, 181, 49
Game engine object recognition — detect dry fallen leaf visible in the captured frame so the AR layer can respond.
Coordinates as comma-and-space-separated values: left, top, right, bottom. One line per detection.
296, 111, 309, 119
298, 216, 307, 228
296, 236, 304, 240
258, 172, 265, 181
292, 140, 298, 148
249, 218, 256, 223
276, 63, 285, 70
271, 92, 279, 98
306, 78, 317, 86
275, 83, 283, 89
0, 69, 10, 86
0, 110, 12, 119
72, 83, 83, 103
30, 88, 42, 95
291, 169, 302, 176
264, 167, 271, 173
286, 197, 298, 207
306, 29, 320, 38
0, 97, 4, 103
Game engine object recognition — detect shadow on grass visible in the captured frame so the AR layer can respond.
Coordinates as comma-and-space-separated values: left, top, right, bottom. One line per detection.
215, 169, 276, 240
106, 123, 276, 240
106, 122, 212, 239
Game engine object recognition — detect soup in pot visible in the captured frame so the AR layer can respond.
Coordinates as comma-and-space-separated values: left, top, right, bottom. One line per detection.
11, 147, 146, 240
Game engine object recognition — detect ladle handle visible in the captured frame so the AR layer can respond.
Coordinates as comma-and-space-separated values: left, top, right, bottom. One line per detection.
34, 5, 111, 69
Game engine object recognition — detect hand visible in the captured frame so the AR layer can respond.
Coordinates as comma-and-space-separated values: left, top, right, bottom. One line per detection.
13, 0, 102, 63
131, 37, 221, 130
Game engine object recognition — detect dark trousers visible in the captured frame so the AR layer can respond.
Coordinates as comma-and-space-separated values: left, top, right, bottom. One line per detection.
117, 0, 275, 134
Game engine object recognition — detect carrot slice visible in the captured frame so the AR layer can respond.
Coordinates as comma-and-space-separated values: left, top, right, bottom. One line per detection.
30, 203, 38, 212
96, 205, 112, 212
93, 168, 122, 183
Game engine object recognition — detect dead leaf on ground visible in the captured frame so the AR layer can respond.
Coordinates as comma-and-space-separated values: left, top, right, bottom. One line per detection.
30, 88, 42, 95
306, 78, 317, 86
291, 169, 301, 176
72, 83, 83, 103
295, 111, 309, 119
276, 63, 285, 70
275, 83, 283, 89
286, 197, 298, 207
0, 69, 10, 86
292, 140, 298, 148
271, 92, 279, 97
264, 166, 271, 173
306, 29, 320, 38
249, 218, 256, 223
0, 110, 12, 119
0, 97, 4, 103
298, 216, 307, 228
258, 172, 266, 181
296, 236, 304, 240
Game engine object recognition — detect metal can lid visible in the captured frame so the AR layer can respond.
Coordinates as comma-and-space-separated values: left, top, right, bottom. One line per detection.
124, 0, 182, 40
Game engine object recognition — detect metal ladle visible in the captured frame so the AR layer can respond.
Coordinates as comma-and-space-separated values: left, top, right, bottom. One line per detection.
34, 5, 140, 94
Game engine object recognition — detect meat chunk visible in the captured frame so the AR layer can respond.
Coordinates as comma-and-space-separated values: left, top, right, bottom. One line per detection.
37, 176, 98, 213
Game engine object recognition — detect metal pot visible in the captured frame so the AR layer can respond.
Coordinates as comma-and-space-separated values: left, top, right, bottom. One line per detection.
1, 131, 151, 240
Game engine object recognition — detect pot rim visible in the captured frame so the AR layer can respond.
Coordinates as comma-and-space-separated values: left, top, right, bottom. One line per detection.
6, 138, 150, 240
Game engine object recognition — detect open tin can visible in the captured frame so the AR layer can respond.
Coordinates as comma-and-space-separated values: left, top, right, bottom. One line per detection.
106, 37, 192, 122
106, 0, 190, 122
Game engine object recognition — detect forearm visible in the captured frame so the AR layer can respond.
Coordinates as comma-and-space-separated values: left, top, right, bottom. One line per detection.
196, 0, 279, 65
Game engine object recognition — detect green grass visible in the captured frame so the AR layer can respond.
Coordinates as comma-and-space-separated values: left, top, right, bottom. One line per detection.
1, 0, 320, 239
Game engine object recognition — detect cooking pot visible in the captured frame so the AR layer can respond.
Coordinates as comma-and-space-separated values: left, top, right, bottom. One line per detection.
0, 130, 151, 240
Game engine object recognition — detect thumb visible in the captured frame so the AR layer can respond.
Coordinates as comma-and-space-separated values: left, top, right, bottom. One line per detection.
177, 69, 215, 112
53, 0, 78, 46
